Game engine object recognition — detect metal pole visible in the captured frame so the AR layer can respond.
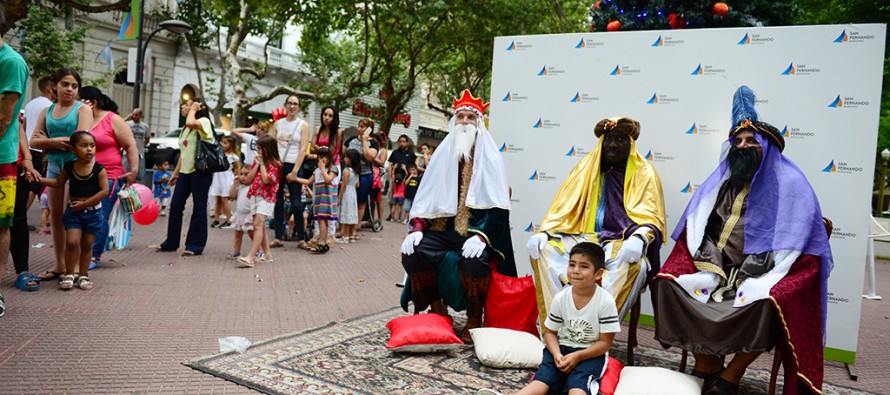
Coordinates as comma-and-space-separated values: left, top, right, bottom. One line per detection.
132, 0, 146, 109
880, 158, 888, 215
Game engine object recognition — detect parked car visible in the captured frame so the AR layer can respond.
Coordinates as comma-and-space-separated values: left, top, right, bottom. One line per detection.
145, 128, 232, 170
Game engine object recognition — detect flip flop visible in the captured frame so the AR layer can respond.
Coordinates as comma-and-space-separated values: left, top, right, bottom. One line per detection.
15, 273, 40, 291
237, 256, 255, 268
37, 270, 63, 281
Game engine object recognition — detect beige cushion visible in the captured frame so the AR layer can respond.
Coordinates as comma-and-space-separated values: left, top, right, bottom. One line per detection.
614, 366, 702, 395
470, 327, 544, 369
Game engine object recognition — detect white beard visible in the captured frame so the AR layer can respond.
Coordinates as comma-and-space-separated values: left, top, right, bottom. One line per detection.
451, 123, 477, 162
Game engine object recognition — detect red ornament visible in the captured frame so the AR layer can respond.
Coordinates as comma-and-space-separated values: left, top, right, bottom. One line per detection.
712, 2, 729, 16
594, 1, 602, 10
607, 20, 622, 32
668, 13, 687, 29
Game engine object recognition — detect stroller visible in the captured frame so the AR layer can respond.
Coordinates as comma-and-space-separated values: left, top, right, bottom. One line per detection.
362, 166, 385, 232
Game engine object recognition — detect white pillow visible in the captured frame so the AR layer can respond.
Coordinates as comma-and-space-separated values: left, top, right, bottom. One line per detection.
614, 366, 702, 395
470, 327, 544, 369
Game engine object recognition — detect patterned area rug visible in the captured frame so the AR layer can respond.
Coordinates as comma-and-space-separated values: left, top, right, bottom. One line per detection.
184, 307, 872, 395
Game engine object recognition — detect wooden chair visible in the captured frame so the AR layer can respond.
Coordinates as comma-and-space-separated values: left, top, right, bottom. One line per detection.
678, 217, 832, 395
626, 294, 642, 365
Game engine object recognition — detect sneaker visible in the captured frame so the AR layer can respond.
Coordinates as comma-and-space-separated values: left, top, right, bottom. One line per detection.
476, 390, 503, 395
256, 251, 265, 259
88, 257, 100, 270
159, 210, 167, 216
210, 220, 221, 228
220, 222, 235, 229
0, 291, 5, 317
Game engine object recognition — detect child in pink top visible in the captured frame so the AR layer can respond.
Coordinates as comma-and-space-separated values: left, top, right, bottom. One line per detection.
238, 135, 281, 267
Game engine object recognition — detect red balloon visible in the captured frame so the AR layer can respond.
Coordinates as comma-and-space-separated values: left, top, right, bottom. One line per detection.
712, 2, 729, 16
133, 201, 159, 226
607, 20, 622, 32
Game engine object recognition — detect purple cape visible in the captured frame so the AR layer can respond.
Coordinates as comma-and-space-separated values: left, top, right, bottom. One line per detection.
670, 133, 834, 340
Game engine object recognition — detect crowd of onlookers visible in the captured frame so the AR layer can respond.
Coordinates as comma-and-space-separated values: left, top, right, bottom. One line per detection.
0, 27, 431, 316
3, 69, 432, 303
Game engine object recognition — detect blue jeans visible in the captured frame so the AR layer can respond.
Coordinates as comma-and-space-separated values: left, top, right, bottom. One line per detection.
273, 162, 305, 241
63, 207, 104, 235
92, 178, 124, 258
160, 171, 212, 254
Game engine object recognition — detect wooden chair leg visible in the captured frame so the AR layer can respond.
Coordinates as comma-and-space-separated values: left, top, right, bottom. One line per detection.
769, 347, 782, 395
679, 350, 688, 373
626, 296, 642, 366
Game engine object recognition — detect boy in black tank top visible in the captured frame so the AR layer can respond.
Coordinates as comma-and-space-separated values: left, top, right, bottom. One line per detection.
38, 131, 108, 290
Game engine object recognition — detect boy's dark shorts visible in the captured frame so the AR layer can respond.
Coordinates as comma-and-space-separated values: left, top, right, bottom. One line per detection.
533, 345, 606, 395
62, 207, 104, 235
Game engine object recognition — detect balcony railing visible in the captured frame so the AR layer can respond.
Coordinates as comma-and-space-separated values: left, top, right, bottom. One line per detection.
237, 41, 304, 73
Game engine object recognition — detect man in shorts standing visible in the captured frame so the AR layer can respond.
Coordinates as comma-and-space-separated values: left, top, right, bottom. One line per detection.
0, 26, 31, 317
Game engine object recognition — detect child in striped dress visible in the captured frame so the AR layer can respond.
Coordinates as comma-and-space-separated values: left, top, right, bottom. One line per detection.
292, 146, 338, 254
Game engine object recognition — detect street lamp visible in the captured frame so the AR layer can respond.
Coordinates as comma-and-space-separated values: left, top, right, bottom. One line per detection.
879, 149, 890, 215
132, 19, 192, 109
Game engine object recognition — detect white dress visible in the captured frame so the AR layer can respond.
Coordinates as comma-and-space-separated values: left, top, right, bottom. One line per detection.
209, 153, 240, 197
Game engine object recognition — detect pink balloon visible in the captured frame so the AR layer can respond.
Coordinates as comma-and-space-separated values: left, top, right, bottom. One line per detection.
131, 184, 154, 207
133, 201, 159, 226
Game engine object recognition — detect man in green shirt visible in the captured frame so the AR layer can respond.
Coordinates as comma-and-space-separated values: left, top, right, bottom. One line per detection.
0, 28, 31, 317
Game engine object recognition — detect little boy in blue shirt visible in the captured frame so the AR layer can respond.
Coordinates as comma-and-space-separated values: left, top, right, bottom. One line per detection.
152, 161, 172, 216
479, 242, 620, 395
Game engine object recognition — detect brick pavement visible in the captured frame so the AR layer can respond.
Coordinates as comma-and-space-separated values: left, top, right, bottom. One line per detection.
1, 202, 888, 394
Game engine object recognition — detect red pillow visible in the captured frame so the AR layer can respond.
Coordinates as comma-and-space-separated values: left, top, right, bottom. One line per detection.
385, 314, 464, 352
598, 356, 624, 395
484, 270, 539, 337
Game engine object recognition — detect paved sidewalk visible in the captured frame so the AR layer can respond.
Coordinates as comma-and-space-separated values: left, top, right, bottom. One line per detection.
1, 202, 888, 393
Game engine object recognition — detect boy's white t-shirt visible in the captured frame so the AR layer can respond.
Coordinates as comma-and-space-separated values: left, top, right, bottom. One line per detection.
241, 133, 258, 166
544, 285, 621, 349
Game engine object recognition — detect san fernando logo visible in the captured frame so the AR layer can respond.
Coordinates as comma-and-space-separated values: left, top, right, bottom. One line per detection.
565, 146, 589, 157
652, 35, 683, 47
501, 91, 528, 102
575, 37, 604, 48
781, 62, 820, 76
506, 40, 532, 51
537, 65, 565, 76
832, 29, 882, 44
647, 92, 679, 105
738, 32, 774, 45
690, 63, 726, 76
529, 170, 556, 181
610, 64, 640, 76
822, 160, 862, 174
828, 94, 869, 108
681, 182, 693, 193
532, 117, 561, 129
499, 142, 524, 153
570, 92, 599, 103
685, 122, 720, 135
524, 223, 539, 232
781, 125, 815, 139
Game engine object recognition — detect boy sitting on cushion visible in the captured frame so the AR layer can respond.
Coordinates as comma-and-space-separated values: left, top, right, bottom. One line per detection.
478, 242, 620, 395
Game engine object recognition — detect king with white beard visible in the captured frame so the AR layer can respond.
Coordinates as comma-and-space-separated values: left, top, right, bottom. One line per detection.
399, 90, 516, 344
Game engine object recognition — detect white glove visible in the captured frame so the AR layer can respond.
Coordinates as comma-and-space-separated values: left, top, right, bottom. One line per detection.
401, 232, 423, 255
462, 236, 487, 259
615, 236, 645, 265
526, 233, 548, 260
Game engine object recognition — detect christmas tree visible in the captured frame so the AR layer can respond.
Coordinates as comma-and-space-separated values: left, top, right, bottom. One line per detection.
589, 0, 800, 32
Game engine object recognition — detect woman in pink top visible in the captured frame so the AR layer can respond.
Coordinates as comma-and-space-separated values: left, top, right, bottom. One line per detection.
79, 87, 139, 268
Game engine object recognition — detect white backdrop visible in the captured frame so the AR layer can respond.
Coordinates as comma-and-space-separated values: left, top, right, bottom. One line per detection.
488, 24, 886, 363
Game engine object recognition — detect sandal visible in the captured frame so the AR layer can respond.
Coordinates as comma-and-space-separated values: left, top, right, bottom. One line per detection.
15, 273, 41, 291
38, 270, 64, 281
59, 274, 76, 290
311, 244, 330, 254
297, 240, 309, 250
702, 374, 739, 395
237, 256, 256, 268
76, 276, 93, 290
258, 256, 274, 263
180, 250, 197, 256
226, 252, 241, 260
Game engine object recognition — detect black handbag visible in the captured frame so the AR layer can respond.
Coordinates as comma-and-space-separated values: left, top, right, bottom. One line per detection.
194, 122, 229, 174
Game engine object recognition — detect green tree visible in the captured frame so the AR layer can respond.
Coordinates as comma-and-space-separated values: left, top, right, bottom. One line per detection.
794, 0, 890, 195
155, 0, 313, 127
1, 0, 130, 35
13, 3, 88, 79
